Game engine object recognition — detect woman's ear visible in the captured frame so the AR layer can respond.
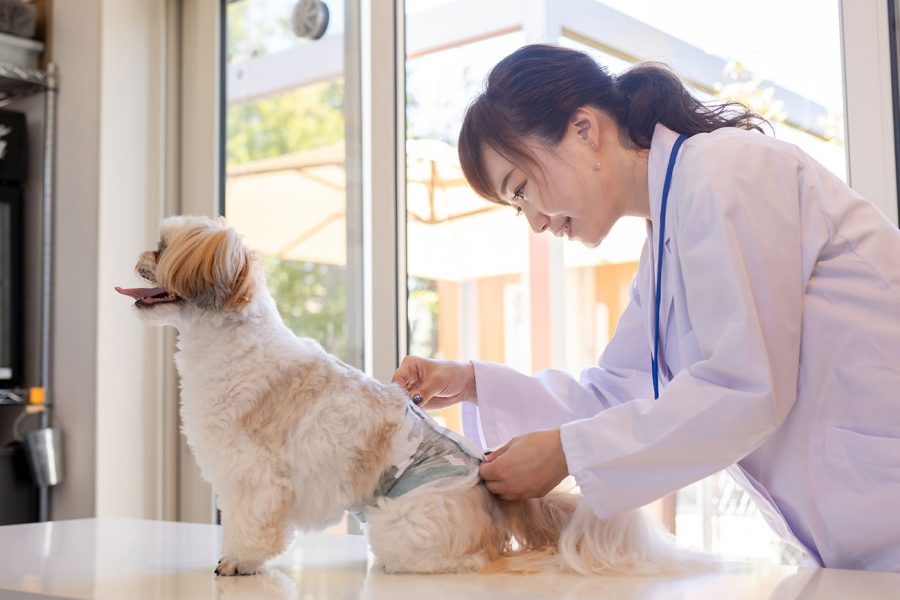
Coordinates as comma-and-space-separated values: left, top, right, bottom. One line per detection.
571, 107, 594, 143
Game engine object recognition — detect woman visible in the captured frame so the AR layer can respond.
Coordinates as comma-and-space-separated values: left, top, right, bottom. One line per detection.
392, 44, 900, 572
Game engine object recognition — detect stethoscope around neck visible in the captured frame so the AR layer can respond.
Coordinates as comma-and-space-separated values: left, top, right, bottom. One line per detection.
651, 133, 688, 400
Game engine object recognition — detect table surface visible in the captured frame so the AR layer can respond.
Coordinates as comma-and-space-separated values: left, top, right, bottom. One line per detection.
0, 518, 898, 599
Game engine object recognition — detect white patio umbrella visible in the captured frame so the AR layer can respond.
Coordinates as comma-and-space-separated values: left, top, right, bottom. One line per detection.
226, 143, 348, 265
225, 139, 644, 281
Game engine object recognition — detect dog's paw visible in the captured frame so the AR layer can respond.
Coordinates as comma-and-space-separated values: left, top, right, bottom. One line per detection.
215, 556, 260, 576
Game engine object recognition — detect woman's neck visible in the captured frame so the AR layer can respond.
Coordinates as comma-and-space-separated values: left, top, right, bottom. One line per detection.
624, 148, 651, 220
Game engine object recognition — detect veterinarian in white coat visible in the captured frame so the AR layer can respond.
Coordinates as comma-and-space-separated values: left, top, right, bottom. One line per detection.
393, 44, 900, 573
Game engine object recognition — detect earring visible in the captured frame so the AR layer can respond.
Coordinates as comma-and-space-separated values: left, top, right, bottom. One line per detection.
590, 142, 601, 171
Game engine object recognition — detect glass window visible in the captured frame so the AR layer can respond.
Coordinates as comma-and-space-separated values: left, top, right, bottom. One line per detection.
224, 0, 361, 366
405, 30, 529, 434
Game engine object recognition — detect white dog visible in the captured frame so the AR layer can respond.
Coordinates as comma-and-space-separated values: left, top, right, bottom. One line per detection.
117, 215, 706, 577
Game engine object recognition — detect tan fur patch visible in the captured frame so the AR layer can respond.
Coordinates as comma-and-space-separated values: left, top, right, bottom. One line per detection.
237, 360, 401, 500
237, 362, 317, 453
497, 493, 579, 552
224, 246, 255, 308
156, 221, 256, 309
347, 418, 398, 499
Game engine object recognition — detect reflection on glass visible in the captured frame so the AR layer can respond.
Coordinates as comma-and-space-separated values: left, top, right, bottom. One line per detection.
225, 0, 355, 363
226, 0, 346, 63
405, 31, 529, 433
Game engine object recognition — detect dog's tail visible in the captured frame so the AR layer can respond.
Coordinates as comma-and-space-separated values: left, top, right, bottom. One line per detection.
485, 491, 713, 575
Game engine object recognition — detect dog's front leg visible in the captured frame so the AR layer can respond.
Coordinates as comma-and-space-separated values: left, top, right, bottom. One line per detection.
215, 492, 294, 576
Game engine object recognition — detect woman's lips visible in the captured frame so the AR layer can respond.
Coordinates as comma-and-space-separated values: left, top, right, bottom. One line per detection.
553, 217, 573, 238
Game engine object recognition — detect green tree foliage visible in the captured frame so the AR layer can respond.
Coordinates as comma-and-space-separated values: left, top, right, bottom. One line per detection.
408, 277, 439, 358
227, 9, 350, 359
226, 4, 445, 363
261, 256, 348, 359
227, 81, 345, 167
226, 0, 297, 64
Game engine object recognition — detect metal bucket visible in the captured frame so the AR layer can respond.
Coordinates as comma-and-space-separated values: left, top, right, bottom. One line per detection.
23, 427, 63, 487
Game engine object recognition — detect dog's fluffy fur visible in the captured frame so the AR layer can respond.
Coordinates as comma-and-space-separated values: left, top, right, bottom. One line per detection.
118, 216, 708, 576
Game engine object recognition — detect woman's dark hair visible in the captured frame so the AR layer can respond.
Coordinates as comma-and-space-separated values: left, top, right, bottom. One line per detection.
459, 43, 768, 202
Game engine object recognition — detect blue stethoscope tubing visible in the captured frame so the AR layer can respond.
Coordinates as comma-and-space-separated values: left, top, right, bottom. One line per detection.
652, 133, 688, 400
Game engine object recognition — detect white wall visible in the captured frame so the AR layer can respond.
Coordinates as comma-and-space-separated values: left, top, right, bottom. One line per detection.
94, 0, 169, 518
47, 0, 103, 520
47, 0, 171, 520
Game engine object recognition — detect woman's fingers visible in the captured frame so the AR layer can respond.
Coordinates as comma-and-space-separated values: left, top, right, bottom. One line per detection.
392, 357, 467, 408
391, 356, 418, 389
478, 430, 568, 501
392, 356, 433, 403
481, 441, 511, 463
393, 357, 477, 409
484, 479, 507, 496
484, 478, 521, 501
479, 443, 511, 478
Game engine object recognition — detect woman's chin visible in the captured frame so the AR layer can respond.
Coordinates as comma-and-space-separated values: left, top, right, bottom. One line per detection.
578, 233, 604, 248
568, 221, 601, 248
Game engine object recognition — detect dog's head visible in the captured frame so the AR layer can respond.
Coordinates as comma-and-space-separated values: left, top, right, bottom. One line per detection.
116, 215, 257, 322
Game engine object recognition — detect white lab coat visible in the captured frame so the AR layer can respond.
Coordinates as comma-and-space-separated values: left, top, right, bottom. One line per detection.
462, 124, 900, 572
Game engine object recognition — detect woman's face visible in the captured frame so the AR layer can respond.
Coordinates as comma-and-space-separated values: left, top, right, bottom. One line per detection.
481, 107, 647, 248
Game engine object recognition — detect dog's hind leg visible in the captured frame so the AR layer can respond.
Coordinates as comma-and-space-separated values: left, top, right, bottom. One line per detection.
364, 485, 503, 574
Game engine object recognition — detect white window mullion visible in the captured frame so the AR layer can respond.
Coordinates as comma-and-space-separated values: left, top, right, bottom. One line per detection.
345, 0, 365, 371
362, 1, 406, 382
840, 0, 899, 225
175, 0, 220, 524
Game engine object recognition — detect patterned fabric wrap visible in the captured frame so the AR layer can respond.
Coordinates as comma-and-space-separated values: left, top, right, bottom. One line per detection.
351, 401, 484, 521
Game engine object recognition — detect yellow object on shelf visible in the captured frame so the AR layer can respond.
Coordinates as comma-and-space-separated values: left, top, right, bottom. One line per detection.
29, 387, 45, 405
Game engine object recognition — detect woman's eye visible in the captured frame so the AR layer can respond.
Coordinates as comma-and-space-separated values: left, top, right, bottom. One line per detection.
512, 183, 526, 202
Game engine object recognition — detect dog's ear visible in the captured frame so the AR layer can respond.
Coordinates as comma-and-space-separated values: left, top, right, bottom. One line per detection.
157, 222, 256, 310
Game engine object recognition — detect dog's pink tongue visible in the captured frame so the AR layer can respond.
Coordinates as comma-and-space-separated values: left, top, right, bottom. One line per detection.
115, 286, 168, 299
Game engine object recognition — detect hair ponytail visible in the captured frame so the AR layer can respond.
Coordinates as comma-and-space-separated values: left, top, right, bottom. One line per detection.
612, 62, 767, 148
459, 44, 767, 202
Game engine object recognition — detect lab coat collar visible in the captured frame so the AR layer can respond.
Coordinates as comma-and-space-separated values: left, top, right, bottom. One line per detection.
646, 123, 685, 240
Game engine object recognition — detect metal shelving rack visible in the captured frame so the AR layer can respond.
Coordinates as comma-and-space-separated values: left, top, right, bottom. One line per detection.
0, 61, 58, 522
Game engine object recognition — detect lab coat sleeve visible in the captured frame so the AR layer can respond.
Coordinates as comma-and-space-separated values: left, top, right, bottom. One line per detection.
461, 275, 654, 450
560, 140, 804, 518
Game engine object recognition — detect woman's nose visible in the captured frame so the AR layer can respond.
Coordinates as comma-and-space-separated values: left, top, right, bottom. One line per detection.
524, 208, 550, 234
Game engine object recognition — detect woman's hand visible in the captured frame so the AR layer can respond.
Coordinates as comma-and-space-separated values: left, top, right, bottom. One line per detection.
391, 356, 478, 409
479, 429, 569, 500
